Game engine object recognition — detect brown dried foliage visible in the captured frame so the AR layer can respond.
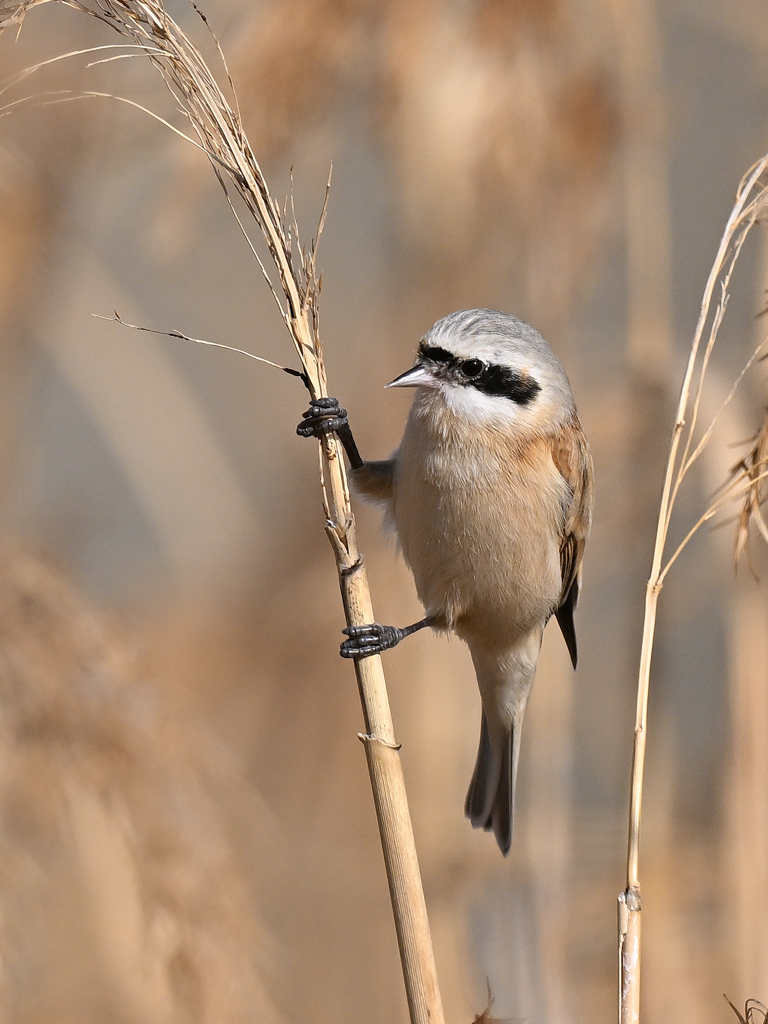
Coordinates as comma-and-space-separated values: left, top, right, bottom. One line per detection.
212, 0, 618, 320
0, 543, 279, 1023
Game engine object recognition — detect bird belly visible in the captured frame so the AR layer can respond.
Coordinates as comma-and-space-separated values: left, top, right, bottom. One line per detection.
392, 429, 566, 649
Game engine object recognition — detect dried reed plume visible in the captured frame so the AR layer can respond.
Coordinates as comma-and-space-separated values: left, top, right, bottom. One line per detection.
0, 2, 444, 1023
620, 154, 768, 1024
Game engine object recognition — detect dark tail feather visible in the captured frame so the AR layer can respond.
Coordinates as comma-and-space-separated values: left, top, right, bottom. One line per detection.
464, 712, 518, 856
555, 577, 579, 669
465, 712, 498, 825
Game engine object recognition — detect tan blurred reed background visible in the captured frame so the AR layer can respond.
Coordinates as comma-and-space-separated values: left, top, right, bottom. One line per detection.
0, 0, 767, 1021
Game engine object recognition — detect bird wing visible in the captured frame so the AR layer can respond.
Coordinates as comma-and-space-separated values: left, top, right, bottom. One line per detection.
550, 416, 594, 668
349, 459, 396, 503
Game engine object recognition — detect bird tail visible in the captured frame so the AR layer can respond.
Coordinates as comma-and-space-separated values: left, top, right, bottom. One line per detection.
464, 710, 522, 855
464, 635, 541, 855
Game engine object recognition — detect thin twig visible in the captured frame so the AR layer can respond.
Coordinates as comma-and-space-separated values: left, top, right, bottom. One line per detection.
92, 312, 304, 376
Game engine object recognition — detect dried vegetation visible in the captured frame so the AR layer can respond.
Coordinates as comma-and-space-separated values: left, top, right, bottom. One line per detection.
0, 1, 766, 1023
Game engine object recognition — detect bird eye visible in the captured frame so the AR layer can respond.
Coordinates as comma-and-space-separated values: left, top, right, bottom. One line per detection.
460, 358, 483, 378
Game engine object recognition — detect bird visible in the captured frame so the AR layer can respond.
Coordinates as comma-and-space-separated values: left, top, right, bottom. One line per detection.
297, 308, 593, 855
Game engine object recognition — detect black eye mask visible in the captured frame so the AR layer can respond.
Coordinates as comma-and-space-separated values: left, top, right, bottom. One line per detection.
418, 342, 541, 406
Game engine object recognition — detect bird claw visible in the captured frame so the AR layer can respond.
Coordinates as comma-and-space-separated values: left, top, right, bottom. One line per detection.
297, 397, 349, 439
340, 623, 406, 658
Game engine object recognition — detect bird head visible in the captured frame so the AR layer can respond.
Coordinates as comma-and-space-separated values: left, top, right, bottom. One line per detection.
387, 308, 576, 436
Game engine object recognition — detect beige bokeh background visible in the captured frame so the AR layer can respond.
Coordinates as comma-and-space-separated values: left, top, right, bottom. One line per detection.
0, 1, 767, 1022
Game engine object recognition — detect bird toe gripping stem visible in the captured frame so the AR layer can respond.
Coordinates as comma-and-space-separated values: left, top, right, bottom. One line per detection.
340, 623, 407, 658
296, 397, 349, 439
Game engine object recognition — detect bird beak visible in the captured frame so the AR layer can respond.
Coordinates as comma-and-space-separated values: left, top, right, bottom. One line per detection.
385, 362, 439, 389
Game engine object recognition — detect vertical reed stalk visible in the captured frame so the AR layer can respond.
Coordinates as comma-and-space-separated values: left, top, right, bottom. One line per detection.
0, 3, 445, 1021
320, 418, 444, 1024
619, 154, 768, 1024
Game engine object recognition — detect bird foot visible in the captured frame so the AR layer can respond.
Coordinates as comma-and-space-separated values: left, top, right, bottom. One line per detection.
297, 397, 349, 439
340, 623, 408, 659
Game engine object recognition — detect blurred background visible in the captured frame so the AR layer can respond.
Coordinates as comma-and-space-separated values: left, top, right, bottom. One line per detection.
0, 0, 767, 1021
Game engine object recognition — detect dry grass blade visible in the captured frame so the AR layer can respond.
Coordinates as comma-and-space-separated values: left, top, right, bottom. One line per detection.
620, 153, 768, 1024
659, 463, 768, 583
1, 0, 320, 378
731, 410, 768, 566
726, 997, 768, 1024
0, 3, 445, 1023
664, 158, 768, 536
